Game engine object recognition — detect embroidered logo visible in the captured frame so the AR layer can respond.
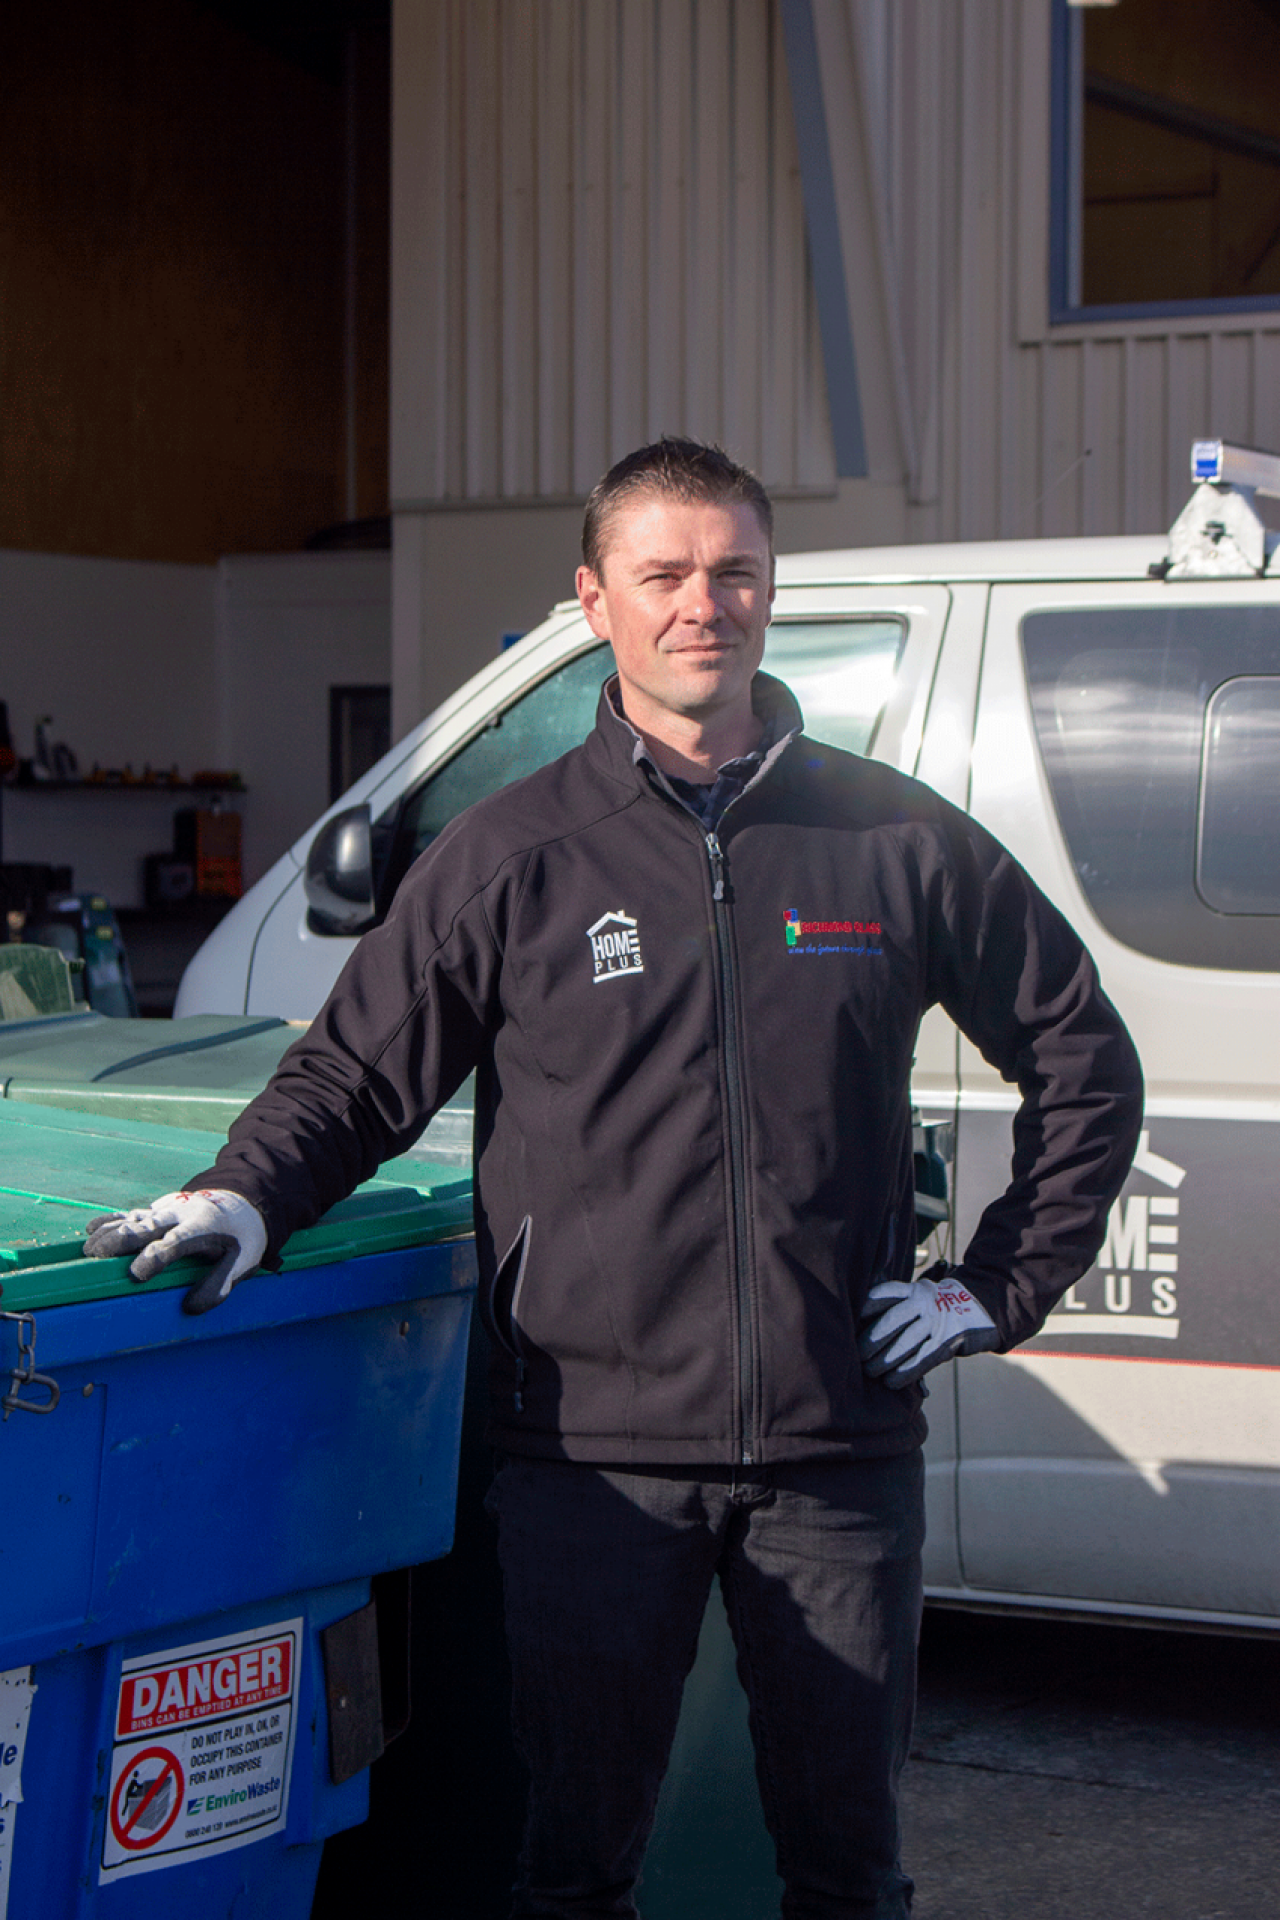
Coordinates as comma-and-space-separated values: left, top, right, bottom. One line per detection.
588, 909, 645, 983
783, 908, 883, 956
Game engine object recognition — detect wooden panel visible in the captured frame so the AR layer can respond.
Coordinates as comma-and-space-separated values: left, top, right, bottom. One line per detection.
1, 0, 366, 564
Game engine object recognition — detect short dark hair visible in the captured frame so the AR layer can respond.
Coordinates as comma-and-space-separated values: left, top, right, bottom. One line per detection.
581, 437, 774, 578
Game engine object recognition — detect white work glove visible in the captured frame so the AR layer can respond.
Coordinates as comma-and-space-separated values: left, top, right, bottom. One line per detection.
83, 1190, 268, 1316
859, 1265, 999, 1389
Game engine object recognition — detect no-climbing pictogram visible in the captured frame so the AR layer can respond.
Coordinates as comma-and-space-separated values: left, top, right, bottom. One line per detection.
109, 1746, 184, 1852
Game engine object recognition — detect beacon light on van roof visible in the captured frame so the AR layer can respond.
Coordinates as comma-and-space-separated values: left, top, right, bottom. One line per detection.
1166, 440, 1280, 579
1190, 440, 1280, 498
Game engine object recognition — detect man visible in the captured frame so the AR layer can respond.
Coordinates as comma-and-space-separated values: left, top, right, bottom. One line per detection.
86, 439, 1143, 1918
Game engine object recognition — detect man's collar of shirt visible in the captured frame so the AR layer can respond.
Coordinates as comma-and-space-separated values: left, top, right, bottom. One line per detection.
604, 673, 803, 830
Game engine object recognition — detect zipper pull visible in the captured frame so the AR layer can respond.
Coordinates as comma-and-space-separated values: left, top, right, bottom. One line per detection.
514, 1357, 526, 1413
707, 833, 727, 902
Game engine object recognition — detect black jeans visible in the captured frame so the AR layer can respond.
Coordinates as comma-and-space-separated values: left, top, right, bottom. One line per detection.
486, 1449, 924, 1919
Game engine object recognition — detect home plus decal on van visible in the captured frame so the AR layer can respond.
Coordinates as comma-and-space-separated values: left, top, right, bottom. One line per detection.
1039, 1131, 1185, 1343
587, 910, 645, 983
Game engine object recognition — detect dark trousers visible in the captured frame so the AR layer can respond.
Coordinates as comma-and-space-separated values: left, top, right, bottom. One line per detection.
486, 1449, 924, 1920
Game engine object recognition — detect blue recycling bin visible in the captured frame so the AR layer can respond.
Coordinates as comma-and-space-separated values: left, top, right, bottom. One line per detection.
0, 1102, 476, 1917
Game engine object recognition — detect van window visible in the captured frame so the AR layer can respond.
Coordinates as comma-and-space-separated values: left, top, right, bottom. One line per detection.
379, 618, 906, 902
379, 645, 614, 888
1021, 607, 1280, 971
1197, 676, 1280, 915
764, 618, 905, 755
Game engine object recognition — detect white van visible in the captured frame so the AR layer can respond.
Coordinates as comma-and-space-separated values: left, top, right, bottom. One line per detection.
179, 443, 1280, 1635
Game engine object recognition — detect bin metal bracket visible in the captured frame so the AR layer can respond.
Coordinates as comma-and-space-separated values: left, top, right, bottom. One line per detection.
322, 1598, 386, 1785
1, 1311, 61, 1419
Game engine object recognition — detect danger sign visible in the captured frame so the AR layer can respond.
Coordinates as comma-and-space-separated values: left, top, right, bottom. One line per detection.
100, 1619, 300, 1885
116, 1636, 293, 1738
109, 1747, 184, 1851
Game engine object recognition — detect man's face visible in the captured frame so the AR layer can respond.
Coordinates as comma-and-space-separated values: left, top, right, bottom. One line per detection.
576, 494, 775, 732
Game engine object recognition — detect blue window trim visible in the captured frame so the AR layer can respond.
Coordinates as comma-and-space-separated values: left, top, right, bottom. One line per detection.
1048, 0, 1280, 326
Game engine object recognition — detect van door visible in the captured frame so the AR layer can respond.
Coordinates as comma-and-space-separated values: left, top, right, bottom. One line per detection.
952, 579, 1280, 1624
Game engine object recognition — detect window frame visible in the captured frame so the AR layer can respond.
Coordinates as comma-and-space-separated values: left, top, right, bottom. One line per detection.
1048, 0, 1280, 326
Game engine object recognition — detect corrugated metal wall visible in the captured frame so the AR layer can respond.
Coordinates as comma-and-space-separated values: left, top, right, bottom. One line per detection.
392, 0, 836, 507
849, 0, 1280, 541
393, 0, 1280, 542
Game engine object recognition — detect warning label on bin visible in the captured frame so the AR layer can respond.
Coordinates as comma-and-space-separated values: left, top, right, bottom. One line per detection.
0, 1667, 36, 1920
100, 1619, 301, 1883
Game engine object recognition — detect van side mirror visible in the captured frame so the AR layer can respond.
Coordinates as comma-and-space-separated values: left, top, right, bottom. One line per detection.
305, 805, 376, 935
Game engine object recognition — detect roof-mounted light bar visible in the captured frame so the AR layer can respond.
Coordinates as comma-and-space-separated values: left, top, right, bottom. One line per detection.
1165, 440, 1280, 578
1190, 440, 1280, 498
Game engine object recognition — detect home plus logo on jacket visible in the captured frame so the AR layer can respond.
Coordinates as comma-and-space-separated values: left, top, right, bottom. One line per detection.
588, 910, 645, 982
784, 908, 883, 956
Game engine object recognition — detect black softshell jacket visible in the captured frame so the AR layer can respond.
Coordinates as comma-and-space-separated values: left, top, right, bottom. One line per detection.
188, 678, 1143, 1467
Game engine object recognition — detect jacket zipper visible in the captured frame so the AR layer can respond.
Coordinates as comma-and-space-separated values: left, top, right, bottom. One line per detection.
707, 830, 758, 1467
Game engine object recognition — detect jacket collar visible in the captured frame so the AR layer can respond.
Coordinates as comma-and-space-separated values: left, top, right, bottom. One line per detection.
586, 671, 804, 806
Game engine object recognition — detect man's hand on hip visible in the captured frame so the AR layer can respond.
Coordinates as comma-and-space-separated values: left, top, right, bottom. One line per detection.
858, 1266, 999, 1389
83, 1190, 267, 1316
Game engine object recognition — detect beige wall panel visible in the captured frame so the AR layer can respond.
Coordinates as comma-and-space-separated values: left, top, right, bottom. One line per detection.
388, 0, 1280, 738
1008, 346, 1043, 543
535, 2, 576, 495
1080, 340, 1124, 538
1255, 334, 1280, 454
656, 0, 697, 438
952, 0, 1004, 541
725, 0, 769, 463
1206, 334, 1257, 457
1126, 339, 1171, 534
1038, 344, 1085, 539
463, 1, 503, 497
500, 1, 540, 496
0, 551, 216, 781
571, 0, 617, 492
392, 0, 452, 503
391, 503, 582, 741
1164, 336, 1212, 525
392, 0, 832, 513
860, 0, 1280, 546
612, 0, 654, 455
807, 1, 907, 483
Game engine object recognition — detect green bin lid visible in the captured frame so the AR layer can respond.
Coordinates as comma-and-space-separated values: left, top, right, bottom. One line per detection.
0, 1011, 475, 1167
0, 1102, 473, 1313
0, 1012, 297, 1131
